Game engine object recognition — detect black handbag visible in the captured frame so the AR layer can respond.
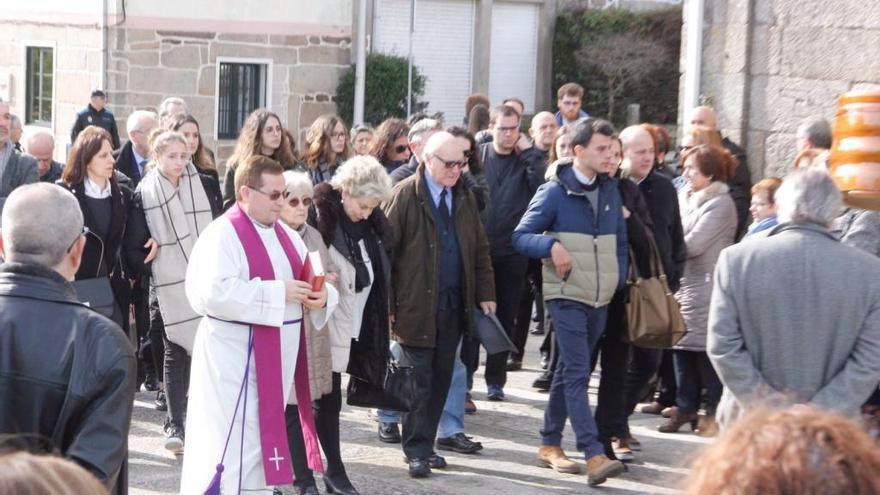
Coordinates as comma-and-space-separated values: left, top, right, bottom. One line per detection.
346, 361, 416, 412
71, 228, 117, 321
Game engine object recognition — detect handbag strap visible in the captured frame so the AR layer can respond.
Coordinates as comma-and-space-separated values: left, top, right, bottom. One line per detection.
628, 229, 674, 295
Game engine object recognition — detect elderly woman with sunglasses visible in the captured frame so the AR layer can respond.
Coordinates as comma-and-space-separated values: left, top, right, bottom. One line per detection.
300, 156, 393, 495
278, 170, 346, 495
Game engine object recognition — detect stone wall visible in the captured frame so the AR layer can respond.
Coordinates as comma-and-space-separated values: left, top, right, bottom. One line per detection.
0, 21, 103, 160
682, 0, 880, 179
106, 27, 351, 166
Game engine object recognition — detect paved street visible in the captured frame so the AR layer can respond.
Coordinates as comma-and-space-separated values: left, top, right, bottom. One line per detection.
129, 332, 708, 494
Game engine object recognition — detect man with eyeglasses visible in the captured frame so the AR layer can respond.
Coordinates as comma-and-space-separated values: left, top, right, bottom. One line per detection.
179, 155, 338, 493
479, 104, 547, 400
384, 131, 496, 478
0, 183, 136, 495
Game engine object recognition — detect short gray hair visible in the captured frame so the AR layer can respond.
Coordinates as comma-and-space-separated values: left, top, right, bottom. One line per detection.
329, 155, 392, 202
126, 110, 157, 134
158, 97, 188, 120
796, 117, 832, 150
283, 170, 314, 197
9, 114, 21, 129
1, 183, 84, 267
776, 168, 842, 227
408, 118, 442, 143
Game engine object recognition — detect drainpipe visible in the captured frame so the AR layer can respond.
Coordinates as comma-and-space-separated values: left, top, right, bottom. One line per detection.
682, 0, 704, 117
353, 0, 367, 125
100, 0, 109, 92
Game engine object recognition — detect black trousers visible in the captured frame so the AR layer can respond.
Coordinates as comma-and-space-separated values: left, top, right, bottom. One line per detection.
484, 255, 529, 388
673, 350, 722, 415
592, 293, 630, 444
150, 291, 189, 428
148, 292, 166, 386
286, 372, 346, 488
132, 278, 153, 384
401, 294, 463, 459
512, 260, 543, 360
656, 350, 678, 406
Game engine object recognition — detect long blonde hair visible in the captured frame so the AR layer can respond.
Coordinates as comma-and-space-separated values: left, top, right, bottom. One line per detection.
146, 129, 188, 174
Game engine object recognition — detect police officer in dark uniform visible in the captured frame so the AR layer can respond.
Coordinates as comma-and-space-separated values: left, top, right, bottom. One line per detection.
70, 90, 121, 150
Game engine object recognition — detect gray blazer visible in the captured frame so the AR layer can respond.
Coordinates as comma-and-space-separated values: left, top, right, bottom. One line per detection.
0, 151, 39, 216
708, 223, 880, 426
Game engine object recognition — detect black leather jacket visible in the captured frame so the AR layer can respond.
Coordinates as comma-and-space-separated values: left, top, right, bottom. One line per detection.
0, 262, 136, 494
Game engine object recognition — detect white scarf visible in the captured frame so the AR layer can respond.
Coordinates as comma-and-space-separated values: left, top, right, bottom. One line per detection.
139, 162, 214, 353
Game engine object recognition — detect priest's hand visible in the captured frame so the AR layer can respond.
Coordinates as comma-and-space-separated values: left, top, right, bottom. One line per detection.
303, 286, 328, 310
284, 280, 315, 304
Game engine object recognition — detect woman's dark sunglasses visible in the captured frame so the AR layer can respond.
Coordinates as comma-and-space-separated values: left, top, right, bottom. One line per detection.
393, 144, 410, 154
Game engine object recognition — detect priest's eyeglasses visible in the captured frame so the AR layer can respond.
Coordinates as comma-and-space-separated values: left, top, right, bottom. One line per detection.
248, 186, 290, 201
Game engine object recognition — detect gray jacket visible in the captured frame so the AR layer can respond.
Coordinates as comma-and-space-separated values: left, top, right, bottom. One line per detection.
674, 181, 737, 351
832, 208, 880, 257
708, 223, 880, 427
0, 150, 38, 217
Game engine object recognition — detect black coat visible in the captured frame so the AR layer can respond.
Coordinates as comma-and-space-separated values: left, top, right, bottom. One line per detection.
721, 136, 753, 241
479, 143, 546, 258
113, 141, 144, 188
57, 179, 151, 326
312, 183, 391, 385
637, 170, 686, 292
618, 177, 654, 278
0, 262, 136, 494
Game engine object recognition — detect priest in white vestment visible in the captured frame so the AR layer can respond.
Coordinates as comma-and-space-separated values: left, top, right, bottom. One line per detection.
180, 156, 338, 494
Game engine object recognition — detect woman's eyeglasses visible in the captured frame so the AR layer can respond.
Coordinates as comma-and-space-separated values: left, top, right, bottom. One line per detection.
288, 196, 313, 208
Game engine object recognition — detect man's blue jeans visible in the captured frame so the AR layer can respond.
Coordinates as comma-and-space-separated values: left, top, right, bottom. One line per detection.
378, 342, 467, 440
541, 299, 608, 458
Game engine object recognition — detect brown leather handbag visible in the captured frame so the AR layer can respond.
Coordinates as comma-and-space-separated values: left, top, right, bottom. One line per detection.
623, 231, 687, 348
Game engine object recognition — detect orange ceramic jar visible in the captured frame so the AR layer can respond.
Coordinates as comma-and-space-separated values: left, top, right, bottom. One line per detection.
829, 90, 880, 210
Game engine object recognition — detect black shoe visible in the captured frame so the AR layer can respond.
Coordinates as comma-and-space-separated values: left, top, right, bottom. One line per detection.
154, 390, 167, 412
141, 373, 160, 392
295, 483, 320, 495
323, 476, 359, 495
427, 453, 447, 469
408, 458, 431, 478
506, 358, 522, 372
377, 422, 401, 443
540, 351, 550, 370
530, 325, 545, 335
164, 424, 184, 454
532, 371, 553, 391
437, 432, 483, 454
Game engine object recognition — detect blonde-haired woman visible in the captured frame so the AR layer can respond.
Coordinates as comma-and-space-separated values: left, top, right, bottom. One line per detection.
221, 108, 297, 208
309, 156, 392, 495
301, 114, 351, 185
130, 129, 222, 454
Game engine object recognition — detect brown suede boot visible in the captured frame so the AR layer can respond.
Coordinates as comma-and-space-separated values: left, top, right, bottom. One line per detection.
536, 446, 581, 474
585, 454, 625, 486
696, 414, 719, 437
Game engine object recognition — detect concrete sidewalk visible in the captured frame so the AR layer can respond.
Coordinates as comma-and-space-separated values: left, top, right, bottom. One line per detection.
129, 333, 708, 494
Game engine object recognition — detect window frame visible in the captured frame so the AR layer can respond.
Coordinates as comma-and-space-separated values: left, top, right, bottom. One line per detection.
21, 41, 56, 128
214, 57, 273, 141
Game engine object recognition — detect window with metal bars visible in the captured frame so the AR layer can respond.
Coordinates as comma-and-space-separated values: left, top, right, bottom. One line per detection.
217, 62, 267, 139
26, 46, 53, 126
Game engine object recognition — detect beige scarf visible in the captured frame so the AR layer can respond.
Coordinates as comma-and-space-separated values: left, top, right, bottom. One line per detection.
139, 162, 214, 354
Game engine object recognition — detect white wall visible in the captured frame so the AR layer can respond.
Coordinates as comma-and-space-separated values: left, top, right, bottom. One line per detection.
114, 0, 352, 26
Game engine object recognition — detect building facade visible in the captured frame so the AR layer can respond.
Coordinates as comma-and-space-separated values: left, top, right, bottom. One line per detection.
1, 0, 353, 163
679, 0, 880, 179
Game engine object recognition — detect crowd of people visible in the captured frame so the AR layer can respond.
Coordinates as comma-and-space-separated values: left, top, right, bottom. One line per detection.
0, 77, 879, 495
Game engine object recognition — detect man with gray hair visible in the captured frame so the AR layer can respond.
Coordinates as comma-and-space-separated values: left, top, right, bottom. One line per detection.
157, 96, 189, 128
0, 183, 136, 494
9, 113, 22, 152
389, 117, 443, 184
25, 131, 64, 182
708, 167, 880, 428
113, 109, 157, 187
0, 99, 38, 219
796, 116, 833, 152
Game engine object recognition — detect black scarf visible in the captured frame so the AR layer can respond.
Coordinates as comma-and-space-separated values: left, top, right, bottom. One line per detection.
339, 209, 374, 292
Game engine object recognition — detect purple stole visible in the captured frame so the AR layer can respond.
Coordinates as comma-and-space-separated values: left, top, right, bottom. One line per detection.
226, 203, 324, 486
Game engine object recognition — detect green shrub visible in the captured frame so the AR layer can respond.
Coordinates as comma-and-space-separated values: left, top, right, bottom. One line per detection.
336, 52, 428, 126
553, 7, 681, 126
